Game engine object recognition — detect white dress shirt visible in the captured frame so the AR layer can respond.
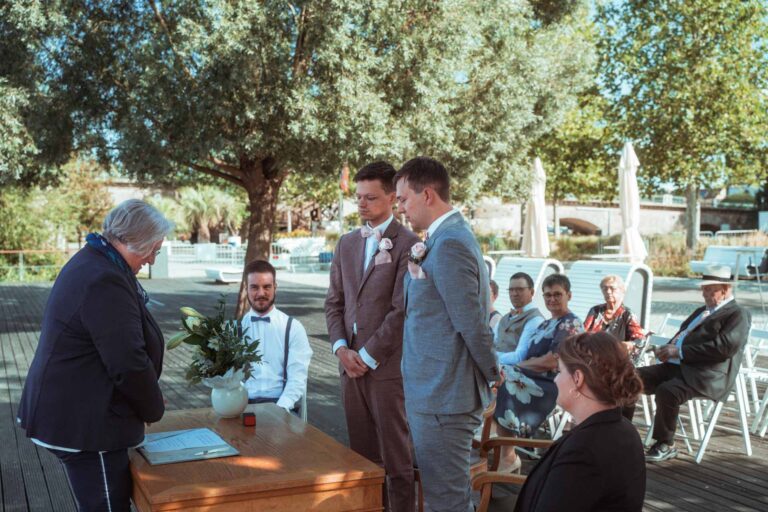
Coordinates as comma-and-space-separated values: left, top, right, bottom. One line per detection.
332, 215, 394, 369
427, 208, 460, 238
241, 307, 313, 410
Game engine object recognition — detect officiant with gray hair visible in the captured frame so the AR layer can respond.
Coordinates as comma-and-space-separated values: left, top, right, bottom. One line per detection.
18, 199, 172, 511
623, 265, 750, 463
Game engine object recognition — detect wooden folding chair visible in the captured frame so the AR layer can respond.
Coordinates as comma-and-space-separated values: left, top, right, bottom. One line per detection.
472, 437, 554, 512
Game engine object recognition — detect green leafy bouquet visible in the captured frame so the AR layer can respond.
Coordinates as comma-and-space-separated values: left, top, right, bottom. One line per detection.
166, 296, 261, 386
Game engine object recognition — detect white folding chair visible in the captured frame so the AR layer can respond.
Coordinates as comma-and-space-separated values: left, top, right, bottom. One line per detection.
298, 388, 308, 422
638, 333, 703, 442
691, 370, 752, 464
745, 329, 768, 435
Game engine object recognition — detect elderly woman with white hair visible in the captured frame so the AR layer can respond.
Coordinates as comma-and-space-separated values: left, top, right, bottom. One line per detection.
583, 275, 645, 353
18, 199, 173, 511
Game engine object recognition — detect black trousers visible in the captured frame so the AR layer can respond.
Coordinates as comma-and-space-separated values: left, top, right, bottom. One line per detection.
622, 363, 699, 444
49, 448, 131, 512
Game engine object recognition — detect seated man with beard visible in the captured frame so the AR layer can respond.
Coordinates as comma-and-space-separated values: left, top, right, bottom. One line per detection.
240, 260, 313, 413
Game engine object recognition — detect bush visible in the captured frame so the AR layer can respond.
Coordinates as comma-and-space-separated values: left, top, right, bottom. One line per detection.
475, 233, 521, 253
549, 234, 621, 262
274, 229, 312, 239
0, 186, 73, 282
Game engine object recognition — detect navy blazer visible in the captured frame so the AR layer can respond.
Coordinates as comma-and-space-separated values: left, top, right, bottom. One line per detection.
514, 408, 646, 512
17, 245, 164, 451
675, 300, 750, 402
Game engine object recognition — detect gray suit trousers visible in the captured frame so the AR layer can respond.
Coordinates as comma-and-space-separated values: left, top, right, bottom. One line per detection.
407, 407, 482, 512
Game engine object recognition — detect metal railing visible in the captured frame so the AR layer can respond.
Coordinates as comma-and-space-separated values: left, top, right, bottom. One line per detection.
714, 229, 759, 239
165, 242, 247, 265
0, 250, 71, 281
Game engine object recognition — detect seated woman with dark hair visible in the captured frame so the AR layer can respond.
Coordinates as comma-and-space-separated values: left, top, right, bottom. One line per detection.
513, 331, 646, 512
493, 273, 583, 472
583, 275, 644, 354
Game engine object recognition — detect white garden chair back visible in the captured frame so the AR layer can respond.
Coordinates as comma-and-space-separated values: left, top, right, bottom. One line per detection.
745, 329, 768, 436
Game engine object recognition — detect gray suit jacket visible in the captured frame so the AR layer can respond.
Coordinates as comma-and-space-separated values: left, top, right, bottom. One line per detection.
402, 211, 500, 414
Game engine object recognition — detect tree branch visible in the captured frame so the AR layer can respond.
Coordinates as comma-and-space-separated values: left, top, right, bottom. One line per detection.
147, 0, 196, 81
292, 6, 310, 78
205, 156, 245, 178
182, 160, 243, 187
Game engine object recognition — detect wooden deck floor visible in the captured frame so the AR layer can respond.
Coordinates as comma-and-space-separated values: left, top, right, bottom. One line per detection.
1, 278, 766, 511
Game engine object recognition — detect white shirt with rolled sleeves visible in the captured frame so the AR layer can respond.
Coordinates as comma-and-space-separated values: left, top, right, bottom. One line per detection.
241, 307, 313, 411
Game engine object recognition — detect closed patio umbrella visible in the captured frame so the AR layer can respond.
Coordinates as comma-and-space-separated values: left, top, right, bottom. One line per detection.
521, 158, 550, 258
619, 142, 648, 263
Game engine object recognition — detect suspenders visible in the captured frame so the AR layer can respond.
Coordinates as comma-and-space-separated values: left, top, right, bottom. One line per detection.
241, 314, 293, 391
282, 316, 293, 391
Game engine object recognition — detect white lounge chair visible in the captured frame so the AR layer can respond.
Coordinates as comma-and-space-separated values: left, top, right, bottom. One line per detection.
204, 267, 243, 283
690, 246, 765, 277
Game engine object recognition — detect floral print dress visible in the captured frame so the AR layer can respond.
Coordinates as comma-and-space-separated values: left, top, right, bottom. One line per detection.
494, 312, 583, 437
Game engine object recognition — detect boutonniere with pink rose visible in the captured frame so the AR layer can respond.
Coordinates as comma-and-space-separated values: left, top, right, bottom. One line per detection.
408, 242, 428, 279
374, 237, 393, 265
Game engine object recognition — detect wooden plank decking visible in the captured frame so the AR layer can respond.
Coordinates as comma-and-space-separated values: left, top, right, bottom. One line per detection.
1, 278, 766, 511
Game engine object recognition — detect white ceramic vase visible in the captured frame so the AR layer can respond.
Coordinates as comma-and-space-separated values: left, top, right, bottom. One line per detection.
209, 383, 248, 418
202, 368, 248, 418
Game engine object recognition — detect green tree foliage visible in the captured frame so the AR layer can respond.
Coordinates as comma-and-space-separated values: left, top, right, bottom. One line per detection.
534, 87, 615, 203
596, 0, 768, 247
58, 159, 115, 244
0, 187, 71, 280
149, 186, 248, 243
0, 4, 74, 185
5, 1, 594, 307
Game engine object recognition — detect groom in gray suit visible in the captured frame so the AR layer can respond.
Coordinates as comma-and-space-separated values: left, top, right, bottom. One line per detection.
395, 157, 500, 512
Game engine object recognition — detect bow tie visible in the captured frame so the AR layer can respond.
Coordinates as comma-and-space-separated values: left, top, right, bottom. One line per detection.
251, 316, 271, 323
361, 225, 381, 240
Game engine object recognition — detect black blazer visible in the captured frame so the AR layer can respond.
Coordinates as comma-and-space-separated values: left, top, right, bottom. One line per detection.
514, 408, 646, 512
676, 300, 750, 402
17, 245, 164, 451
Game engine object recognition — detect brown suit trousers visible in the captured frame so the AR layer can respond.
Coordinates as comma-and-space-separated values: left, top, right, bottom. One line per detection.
325, 219, 419, 512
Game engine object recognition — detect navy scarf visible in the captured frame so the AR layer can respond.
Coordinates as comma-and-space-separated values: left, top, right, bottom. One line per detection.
86, 233, 150, 305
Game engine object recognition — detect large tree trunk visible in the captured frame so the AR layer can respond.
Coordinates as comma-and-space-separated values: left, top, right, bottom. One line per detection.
685, 183, 700, 250
236, 159, 286, 316
552, 186, 560, 240
197, 223, 211, 243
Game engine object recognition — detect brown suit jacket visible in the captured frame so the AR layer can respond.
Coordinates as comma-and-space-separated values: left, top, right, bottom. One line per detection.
325, 218, 420, 380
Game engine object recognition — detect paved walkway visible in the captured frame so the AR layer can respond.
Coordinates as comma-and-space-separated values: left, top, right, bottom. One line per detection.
1, 274, 767, 511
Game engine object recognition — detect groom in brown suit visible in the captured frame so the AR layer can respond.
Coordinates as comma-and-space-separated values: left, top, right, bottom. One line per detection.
325, 161, 419, 511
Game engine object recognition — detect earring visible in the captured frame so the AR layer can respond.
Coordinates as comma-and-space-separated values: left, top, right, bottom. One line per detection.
569, 388, 581, 398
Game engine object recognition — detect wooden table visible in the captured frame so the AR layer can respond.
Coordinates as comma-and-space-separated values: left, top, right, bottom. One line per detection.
130, 405, 384, 511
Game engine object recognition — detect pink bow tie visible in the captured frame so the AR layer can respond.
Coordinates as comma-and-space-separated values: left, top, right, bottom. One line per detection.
361, 225, 381, 241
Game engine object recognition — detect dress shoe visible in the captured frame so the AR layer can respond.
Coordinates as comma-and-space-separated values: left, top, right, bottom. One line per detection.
497, 455, 522, 474
645, 441, 677, 463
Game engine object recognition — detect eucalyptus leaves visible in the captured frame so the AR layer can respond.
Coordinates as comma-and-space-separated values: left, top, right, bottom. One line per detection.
166, 296, 261, 385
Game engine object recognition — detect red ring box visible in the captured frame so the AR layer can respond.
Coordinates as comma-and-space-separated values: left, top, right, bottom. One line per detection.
242, 412, 256, 427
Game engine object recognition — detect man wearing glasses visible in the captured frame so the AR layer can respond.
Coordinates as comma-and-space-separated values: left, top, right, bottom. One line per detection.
493, 272, 545, 364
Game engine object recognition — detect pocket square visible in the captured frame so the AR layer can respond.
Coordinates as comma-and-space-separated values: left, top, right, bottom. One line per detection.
408, 261, 427, 279
374, 251, 392, 265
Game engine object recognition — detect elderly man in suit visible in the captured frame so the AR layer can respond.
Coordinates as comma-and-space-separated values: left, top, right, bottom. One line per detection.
325, 161, 419, 512
395, 157, 500, 512
624, 264, 750, 462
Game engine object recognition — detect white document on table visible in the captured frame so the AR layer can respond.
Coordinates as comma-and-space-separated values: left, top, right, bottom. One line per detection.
138, 428, 239, 465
